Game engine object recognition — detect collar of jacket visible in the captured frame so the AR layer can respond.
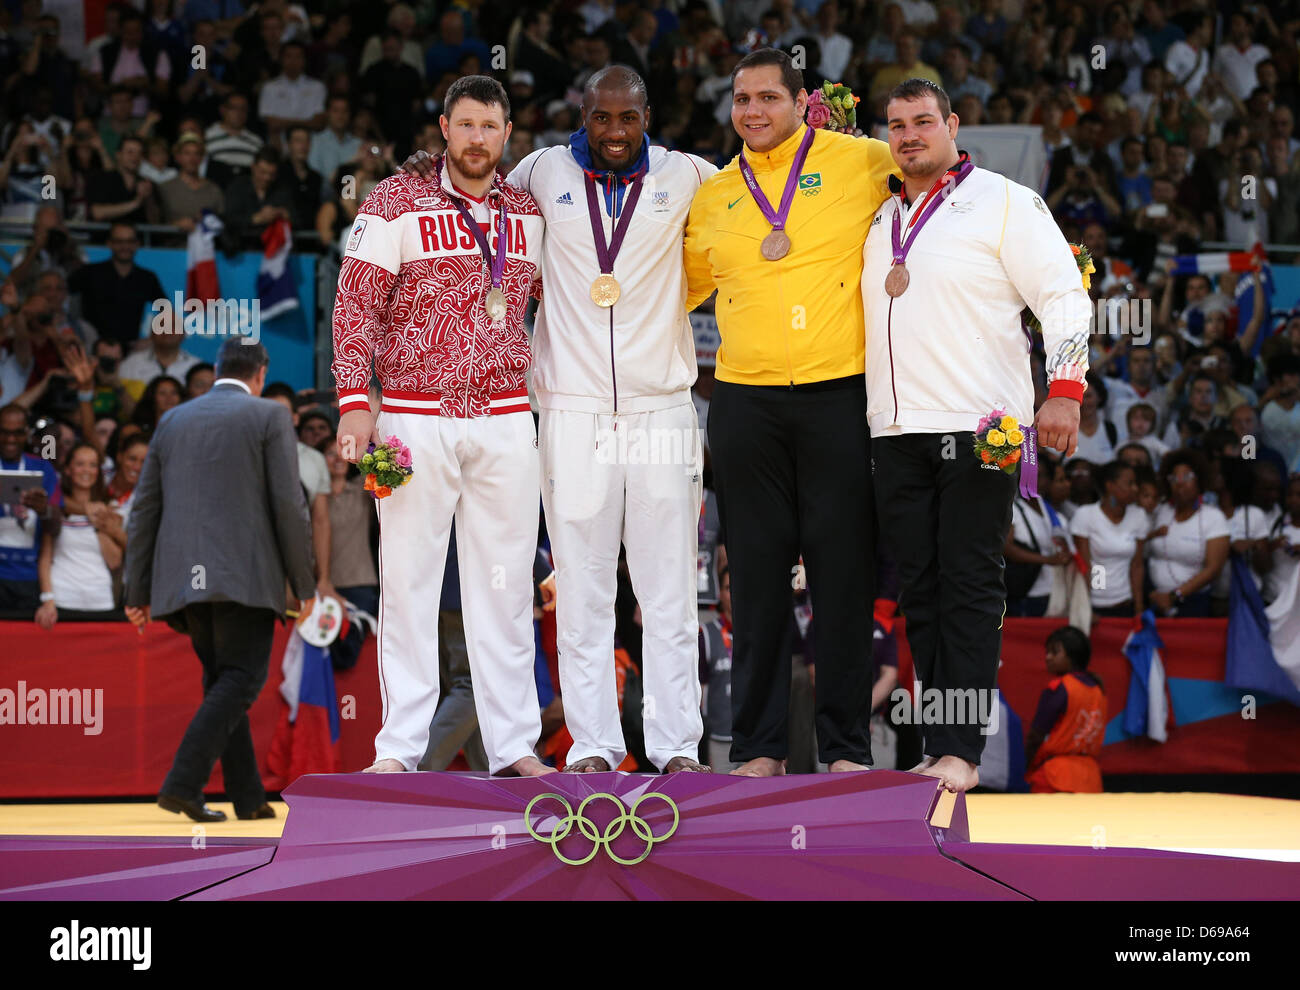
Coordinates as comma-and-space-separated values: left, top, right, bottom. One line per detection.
741, 122, 812, 174
568, 126, 650, 181
434, 153, 505, 204
887, 149, 972, 198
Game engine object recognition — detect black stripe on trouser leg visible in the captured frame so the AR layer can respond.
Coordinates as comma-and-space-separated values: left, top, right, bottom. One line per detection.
708, 380, 874, 765
794, 387, 873, 766
872, 432, 1016, 765
708, 381, 799, 762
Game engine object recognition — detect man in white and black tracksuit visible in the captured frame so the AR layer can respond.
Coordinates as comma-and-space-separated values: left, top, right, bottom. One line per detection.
512, 67, 718, 774
863, 80, 1090, 793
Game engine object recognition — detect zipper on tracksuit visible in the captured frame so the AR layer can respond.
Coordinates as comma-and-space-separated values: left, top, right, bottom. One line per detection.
887, 295, 898, 423
604, 171, 620, 430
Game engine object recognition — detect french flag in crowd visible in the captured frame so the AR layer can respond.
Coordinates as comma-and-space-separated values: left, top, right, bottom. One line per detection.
1226, 556, 1300, 706
1169, 243, 1265, 277
184, 210, 223, 304
267, 629, 341, 783
1121, 611, 1172, 742
257, 216, 299, 320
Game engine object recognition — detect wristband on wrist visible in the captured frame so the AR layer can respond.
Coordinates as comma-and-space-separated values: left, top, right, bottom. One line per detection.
39, 591, 55, 603
77, 389, 94, 403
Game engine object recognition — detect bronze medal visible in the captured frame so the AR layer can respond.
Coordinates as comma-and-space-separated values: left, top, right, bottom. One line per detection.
590, 273, 621, 308
485, 287, 507, 323
761, 230, 791, 261
884, 263, 910, 297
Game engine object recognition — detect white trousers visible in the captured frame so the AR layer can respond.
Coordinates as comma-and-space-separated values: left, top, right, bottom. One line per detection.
540, 402, 704, 770
373, 410, 542, 774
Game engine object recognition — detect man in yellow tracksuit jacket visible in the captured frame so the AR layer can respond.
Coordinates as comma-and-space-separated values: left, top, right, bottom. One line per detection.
683, 47, 898, 776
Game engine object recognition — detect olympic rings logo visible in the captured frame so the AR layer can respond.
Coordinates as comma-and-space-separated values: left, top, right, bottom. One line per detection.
524, 792, 679, 866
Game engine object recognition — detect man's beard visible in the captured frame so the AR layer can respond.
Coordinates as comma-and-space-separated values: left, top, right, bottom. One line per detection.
448, 146, 498, 180
899, 150, 936, 176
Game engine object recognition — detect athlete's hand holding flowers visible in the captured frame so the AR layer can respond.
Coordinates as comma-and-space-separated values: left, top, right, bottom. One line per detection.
361, 436, 414, 499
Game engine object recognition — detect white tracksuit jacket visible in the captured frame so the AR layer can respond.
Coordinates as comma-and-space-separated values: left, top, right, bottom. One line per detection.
861, 165, 1091, 437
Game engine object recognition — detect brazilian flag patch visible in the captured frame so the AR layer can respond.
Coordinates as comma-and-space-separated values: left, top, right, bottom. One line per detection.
798, 172, 822, 195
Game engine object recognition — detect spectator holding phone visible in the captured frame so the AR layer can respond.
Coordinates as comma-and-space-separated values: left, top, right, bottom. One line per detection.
36, 442, 121, 626
0, 403, 62, 616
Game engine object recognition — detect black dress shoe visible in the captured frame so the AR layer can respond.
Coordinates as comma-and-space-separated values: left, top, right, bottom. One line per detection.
236, 803, 276, 820
158, 793, 227, 822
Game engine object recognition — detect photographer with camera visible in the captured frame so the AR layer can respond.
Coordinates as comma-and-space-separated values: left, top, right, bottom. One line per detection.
1046, 159, 1121, 225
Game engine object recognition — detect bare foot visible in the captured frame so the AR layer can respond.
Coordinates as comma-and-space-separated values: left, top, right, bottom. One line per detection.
908, 756, 938, 773
730, 757, 786, 777
916, 754, 979, 793
828, 759, 870, 772
503, 755, 557, 777
563, 756, 611, 773
362, 758, 405, 773
663, 756, 712, 773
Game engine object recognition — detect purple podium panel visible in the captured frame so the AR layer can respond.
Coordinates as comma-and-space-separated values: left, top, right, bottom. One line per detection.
192, 770, 1026, 901
0, 837, 277, 901
943, 842, 1300, 900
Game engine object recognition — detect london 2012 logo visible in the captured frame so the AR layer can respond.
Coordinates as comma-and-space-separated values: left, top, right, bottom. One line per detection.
524, 791, 679, 865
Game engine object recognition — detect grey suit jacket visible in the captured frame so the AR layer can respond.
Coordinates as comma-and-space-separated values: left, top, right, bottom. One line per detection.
123, 381, 316, 618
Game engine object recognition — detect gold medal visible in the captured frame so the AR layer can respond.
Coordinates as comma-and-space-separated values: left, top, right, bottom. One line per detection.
485, 287, 507, 323
761, 230, 791, 261
884, 263, 910, 297
590, 273, 621, 308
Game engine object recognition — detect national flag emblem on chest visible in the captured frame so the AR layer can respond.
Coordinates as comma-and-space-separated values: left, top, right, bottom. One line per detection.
798, 172, 822, 195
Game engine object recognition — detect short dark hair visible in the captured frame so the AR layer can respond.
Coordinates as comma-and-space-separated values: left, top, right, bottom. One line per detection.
443, 74, 511, 122
731, 47, 804, 100
1097, 459, 1135, 490
584, 64, 649, 110
185, 361, 214, 386
1266, 353, 1300, 382
254, 146, 281, 168
261, 381, 296, 404
214, 338, 269, 381
886, 77, 951, 120
1046, 625, 1092, 671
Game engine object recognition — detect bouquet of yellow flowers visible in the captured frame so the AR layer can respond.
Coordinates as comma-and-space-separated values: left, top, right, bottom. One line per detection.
1023, 242, 1094, 335
360, 436, 413, 500
974, 409, 1025, 475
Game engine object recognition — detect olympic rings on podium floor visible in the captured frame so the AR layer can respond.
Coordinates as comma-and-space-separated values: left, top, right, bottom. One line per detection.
524, 791, 680, 866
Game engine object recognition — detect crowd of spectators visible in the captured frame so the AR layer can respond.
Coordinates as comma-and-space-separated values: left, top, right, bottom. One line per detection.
2, 1, 1299, 776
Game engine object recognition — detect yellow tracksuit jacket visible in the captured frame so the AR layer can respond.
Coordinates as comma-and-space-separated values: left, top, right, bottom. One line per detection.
684, 123, 899, 385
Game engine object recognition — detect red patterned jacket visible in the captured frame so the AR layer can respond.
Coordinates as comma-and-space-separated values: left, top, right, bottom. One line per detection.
331, 158, 545, 419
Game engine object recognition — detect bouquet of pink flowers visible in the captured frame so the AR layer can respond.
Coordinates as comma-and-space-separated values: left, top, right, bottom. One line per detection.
806, 81, 860, 133
360, 435, 413, 499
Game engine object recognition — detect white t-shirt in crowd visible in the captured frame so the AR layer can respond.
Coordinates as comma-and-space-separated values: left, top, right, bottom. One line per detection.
1072, 419, 1116, 467
49, 515, 115, 611
1220, 503, 1283, 596
1146, 502, 1230, 592
1011, 497, 1056, 599
1070, 502, 1149, 606
297, 442, 331, 501
1263, 514, 1300, 604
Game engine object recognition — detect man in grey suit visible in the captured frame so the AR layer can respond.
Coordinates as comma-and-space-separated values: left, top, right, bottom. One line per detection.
124, 338, 317, 823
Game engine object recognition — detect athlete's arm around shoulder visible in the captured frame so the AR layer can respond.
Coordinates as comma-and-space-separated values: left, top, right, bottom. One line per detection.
505, 146, 561, 196
682, 162, 733, 311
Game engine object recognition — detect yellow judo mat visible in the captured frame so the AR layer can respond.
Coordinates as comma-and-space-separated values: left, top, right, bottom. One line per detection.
2, 792, 1299, 860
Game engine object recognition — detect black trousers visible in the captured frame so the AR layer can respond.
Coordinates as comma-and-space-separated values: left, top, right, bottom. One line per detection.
161, 601, 277, 814
709, 377, 874, 765
872, 432, 1016, 765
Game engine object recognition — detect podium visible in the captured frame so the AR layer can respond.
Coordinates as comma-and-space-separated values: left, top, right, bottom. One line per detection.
189, 769, 1019, 900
